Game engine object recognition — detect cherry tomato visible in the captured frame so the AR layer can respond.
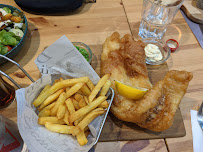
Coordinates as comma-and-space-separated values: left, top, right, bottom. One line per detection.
5, 46, 12, 52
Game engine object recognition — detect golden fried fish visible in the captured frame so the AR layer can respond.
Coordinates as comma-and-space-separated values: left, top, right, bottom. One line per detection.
101, 32, 193, 132
101, 32, 152, 123
136, 70, 193, 131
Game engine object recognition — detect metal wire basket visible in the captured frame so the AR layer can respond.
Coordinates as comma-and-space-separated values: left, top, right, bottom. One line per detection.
0, 54, 34, 89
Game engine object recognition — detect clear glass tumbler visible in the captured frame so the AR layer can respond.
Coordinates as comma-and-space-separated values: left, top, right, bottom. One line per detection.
138, 0, 184, 40
0, 75, 15, 109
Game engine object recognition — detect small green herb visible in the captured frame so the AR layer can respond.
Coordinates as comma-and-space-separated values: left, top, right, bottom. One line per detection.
75, 46, 89, 62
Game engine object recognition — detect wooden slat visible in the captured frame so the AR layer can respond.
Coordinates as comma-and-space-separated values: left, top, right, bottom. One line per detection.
95, 140, 168, 152
99, 109, 185, 142
181, 0, 203, 24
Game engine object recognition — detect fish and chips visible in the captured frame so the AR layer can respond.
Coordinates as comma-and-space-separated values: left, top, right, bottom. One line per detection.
33, 31, 192, 149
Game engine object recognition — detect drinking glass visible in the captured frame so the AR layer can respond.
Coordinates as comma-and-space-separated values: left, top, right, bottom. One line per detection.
138, 0, 184, 40
0, 54, 34, 109
0, 75, 15, 109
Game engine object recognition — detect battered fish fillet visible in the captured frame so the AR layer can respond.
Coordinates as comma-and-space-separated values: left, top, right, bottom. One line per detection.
136, 70, 193, 131
101, 32, 152, 123
101, 32, 193, 132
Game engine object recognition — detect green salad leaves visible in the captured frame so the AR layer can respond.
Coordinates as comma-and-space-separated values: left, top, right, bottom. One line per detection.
0, 30, 20, 46
0, 30, 20, 54
0, 43, 9, 55
3, 7, 11, 13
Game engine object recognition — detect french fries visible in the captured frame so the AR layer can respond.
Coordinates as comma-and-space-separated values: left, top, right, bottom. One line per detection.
79, 98, 87, 108
72, 108, 105, 136
88, 74, 110, 103
98, 100, 109, 109
86, 79, 95, 91
57, 105, 66, 119
76, 130, 88, 146
74, 115, 86, 126
71, 98, 80, 110
38, 102, 55, 116
69, 96, 106, 123
38, 117, 65, 125
80, 84, 91, 96
51, 92, 67, 116
64, 111, 70, 125
65, 98, 75, 115
33, 77, 89, 107
34, 75, 111, 146
67, 82, 85, 98
38, 88, 65, 111
45, 123, 74, 134
100, 80, 111, 96
38, 109, 51, 117
40, 84, 51, 95
74, 93, 83, 102
84, 96, 89, 105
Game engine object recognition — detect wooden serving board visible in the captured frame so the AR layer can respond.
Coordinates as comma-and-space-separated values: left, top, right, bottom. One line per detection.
181, 0, 203, 24
99, 109, 185, 141
90, 44, 186, 141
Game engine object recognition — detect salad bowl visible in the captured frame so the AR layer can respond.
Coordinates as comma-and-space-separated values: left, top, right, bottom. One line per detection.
0, 4, 28, 64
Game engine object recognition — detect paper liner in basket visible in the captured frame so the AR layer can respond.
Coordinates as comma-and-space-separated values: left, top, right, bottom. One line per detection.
16, 36, 108, 152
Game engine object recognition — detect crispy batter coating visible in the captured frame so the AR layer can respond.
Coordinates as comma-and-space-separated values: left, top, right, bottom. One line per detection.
101, 32, 193, 132
101, 32, 152, 122
136, 70, 193, 131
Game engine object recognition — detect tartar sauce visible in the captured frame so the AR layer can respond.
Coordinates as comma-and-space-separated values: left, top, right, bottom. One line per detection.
144, 44, 163, 62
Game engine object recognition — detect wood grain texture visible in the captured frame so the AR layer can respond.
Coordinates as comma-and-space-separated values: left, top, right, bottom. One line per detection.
122, 0, 203, 151
99, 109, 185, 141
95, 140, 168, 152
0, 0, 167, 151
181, 0, 203, 24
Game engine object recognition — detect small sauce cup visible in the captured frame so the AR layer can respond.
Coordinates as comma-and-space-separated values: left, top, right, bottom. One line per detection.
72, 42, 92, 64
142, 38, 171, 65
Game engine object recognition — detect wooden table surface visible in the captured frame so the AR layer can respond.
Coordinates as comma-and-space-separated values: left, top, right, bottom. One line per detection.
1, 0, 202, 151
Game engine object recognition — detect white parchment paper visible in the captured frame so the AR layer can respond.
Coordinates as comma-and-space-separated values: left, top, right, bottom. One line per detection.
16, 36, 105, 152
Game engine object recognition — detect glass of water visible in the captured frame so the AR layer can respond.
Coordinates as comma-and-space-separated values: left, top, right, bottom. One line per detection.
138, 0, 184, 40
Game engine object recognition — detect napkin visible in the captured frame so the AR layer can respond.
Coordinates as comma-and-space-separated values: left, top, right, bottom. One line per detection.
190, 110, 203, 152
181, 10, 203, 49
16, 36, 110, 152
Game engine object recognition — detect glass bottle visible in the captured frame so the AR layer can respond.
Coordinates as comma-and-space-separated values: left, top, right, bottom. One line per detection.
0, 75, 15, 109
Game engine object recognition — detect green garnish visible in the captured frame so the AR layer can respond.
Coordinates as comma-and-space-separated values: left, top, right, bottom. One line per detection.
0, 43, 8, 55
0, 30, 19, 46
3, 7, 11, 14
75, 46, 89, 62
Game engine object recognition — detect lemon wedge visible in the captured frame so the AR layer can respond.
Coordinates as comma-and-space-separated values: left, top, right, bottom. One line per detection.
115, 81, 148, 99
